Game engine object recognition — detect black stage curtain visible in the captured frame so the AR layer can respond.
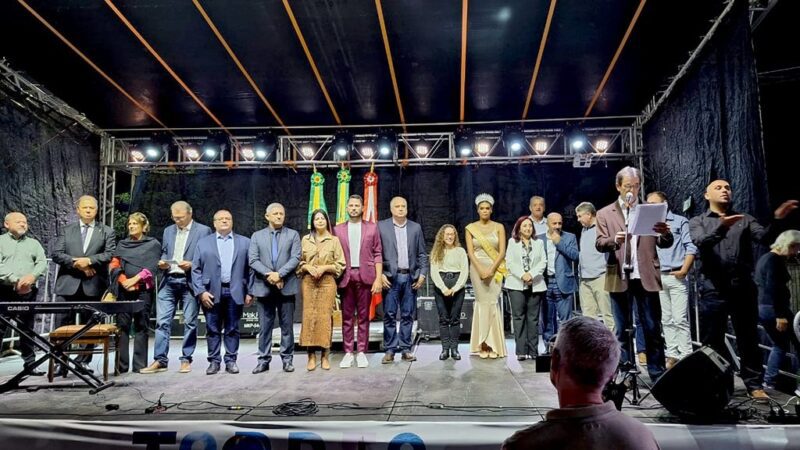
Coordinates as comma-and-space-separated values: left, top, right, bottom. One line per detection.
0, 96, 99, 255
642, 0, 769, 219
131, 162, 628, 247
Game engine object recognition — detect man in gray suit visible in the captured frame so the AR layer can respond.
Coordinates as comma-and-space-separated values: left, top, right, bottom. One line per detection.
249, 203, 302, 373
52, 195, 116, 371
378, 196, 428, 363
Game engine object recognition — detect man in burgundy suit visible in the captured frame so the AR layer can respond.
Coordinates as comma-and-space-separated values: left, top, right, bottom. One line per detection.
334, 195, 383, 368
595, 166, 673, 382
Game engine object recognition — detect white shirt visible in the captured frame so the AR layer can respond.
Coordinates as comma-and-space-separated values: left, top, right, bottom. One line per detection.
618, 198, 641, 279
546, 235, 556, 276
80, 221, 96, 254
530, 216, 548, 236
170, 220, 193, 274
348, 221, 362, 268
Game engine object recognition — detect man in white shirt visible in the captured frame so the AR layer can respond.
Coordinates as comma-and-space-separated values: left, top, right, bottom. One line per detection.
529, 196, 548, 236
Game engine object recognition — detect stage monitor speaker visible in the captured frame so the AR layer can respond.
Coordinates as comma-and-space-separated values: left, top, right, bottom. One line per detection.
650, 346, 732, 419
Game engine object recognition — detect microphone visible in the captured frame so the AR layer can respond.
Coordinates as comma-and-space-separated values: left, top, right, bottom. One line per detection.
625, 192, 634, 206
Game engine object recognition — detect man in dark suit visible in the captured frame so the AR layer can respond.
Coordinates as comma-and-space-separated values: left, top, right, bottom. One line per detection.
140, 201, 212, 374
539, 212, 580, 344
191, 210, 253, 375
52, 195, 116, 371
333, 195, 383, 369
248, 203, 301, 373
378, 196, 428, 364
595, 166, 672, 382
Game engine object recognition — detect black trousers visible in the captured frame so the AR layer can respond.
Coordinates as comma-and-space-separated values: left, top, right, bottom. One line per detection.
432, 272, 465, 350
699, 279, 764, 392
0, 285, 38, 367
508, 288, 543, 357
116, 288, 153, 373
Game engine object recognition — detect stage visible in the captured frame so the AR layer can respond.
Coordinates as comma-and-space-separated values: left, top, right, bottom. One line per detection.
1, 337, 800, 448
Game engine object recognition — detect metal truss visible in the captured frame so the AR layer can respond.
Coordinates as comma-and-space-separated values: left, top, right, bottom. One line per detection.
0, 58, 102, 136
100, 125, 640, 171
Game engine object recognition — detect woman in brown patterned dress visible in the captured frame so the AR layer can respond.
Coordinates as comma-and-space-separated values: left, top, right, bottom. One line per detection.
298, 209, 345, 371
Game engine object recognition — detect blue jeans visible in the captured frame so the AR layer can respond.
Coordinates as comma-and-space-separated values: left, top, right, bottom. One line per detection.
383, 273, 416, 353
610, 280, 666, 381
759, 305, 799, 386
633, 301, 646, 355
256, 291, 295, 364
203, 288, 242, 364
153, 276, 199, 365
542, 277, 573, 344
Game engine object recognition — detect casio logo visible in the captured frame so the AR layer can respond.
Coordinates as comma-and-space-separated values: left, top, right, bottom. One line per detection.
6, 306, 30, 311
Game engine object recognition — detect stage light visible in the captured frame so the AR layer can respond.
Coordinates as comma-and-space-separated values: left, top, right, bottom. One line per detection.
253, 131, 277, 161
533, 139, 549, 154
375, 129, 397, 159
594, 138, 610, 153
332, 130, 353, 160
360, 145, 375, 160
200, 133, 229, 162
300, 144, 316, 160
454, 128, 473, 157
240, 146, 255, 161
129, 148, 145, 163
502, 126, 526, 153
414, 141, 430, 157
475, 141, 491, 157
566, 127, 588, 153
183, 146, 201, 162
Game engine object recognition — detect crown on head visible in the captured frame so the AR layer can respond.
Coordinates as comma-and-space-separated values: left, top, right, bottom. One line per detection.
475, 193, 495, 206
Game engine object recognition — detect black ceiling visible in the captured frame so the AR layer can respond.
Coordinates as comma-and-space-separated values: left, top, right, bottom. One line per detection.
0, 0, 727, 131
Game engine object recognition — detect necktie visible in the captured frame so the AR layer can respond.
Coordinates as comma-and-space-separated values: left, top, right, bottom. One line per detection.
81, 224, 89, 247
271, 232, 279, 267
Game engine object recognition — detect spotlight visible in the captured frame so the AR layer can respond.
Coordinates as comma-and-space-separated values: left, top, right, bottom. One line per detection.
375, 129, 397, 159
594, 138, 610, 153
299, 144, 316, 160
332, 130, 353, 160
360, 145, 375, 160
533, 139, 549, 154
454, 128, 473, 157
475, 141, 491, 157
183, 146, 201, 162
566, 127, 588, 153
201, 133, 227, 162
502, 126, 526, 153
414, 141, 430, 157
252, 131, 277, 161
129, 148, 146, 163
240, 146, 256, 161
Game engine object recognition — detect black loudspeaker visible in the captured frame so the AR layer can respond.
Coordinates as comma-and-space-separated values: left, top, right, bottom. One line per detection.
650, 346, 733, 419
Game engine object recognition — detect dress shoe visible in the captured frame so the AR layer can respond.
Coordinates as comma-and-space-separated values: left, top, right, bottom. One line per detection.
451, 349, 461, 360
356, 352, 369, 368
517, 355, 527, 361
479, 350, 489, 359
54, 364, 68, 377
225, 362, 239, 374
401, 351, 417, 362
665, 357, 679, 370
340, 352, 355, 368
489, 351, 499, 359
252, 362, 270, 374
139, 361, 168, 374
439, 349, 450, 360
381, 352, 395, 364
283, 362, 295, 373
77, 362, 94, 374
179, 361, 192, 373
749, 389, 770, 401
206, 362, 221, 375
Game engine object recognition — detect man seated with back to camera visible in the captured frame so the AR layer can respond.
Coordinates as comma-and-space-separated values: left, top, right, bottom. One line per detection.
503, 316, 660, 450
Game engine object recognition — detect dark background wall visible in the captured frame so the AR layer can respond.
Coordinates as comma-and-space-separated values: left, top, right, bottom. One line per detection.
0, 92, 100, 256
129, 162, 629, 246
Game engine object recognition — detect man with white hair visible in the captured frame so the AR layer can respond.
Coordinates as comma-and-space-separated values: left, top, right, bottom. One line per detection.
0, 212, 48, 375
503, 316, 659, 450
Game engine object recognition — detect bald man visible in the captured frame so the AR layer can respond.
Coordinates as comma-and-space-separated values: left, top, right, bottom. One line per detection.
52, 195, 116, 372
0, 212, 47, 375
690, 180, 797, 400
539, 212, 579, 344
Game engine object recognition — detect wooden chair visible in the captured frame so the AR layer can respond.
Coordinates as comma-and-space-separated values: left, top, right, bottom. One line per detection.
47, 324, 120, 382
